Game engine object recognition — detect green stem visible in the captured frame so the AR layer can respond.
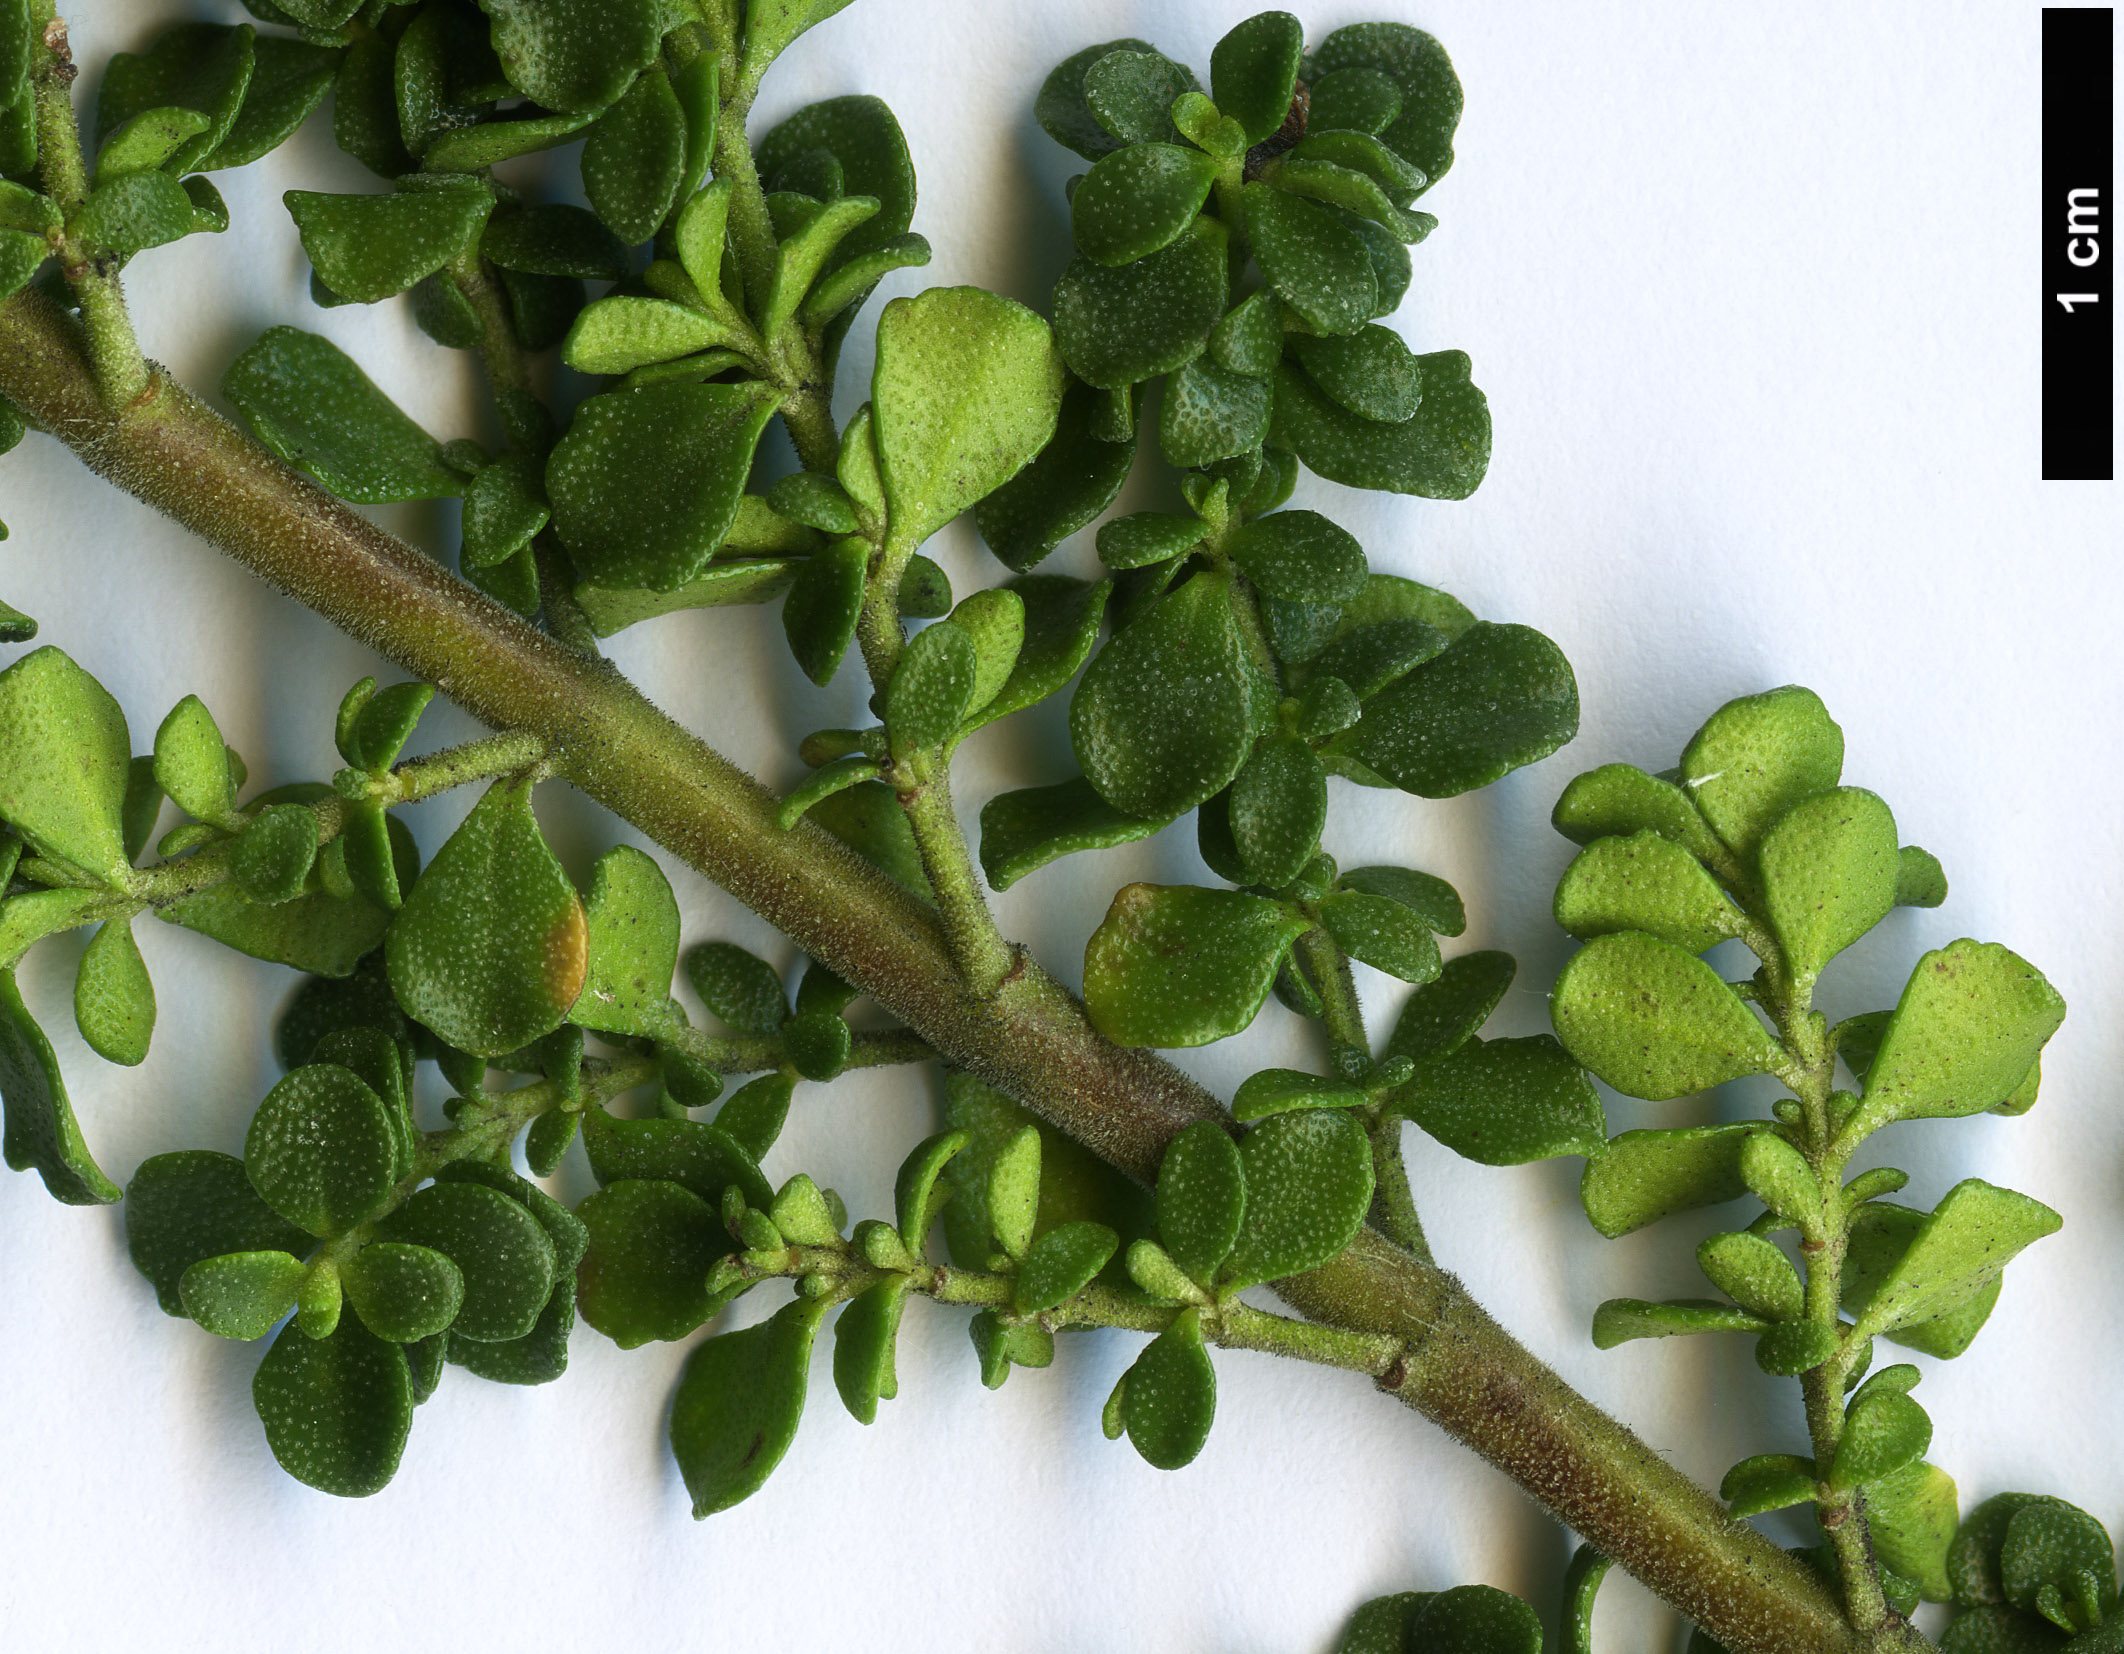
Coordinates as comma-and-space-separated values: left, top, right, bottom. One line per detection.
27, 4, 146, 407
374, 729, 549, 803
1366, 1122, 1432, 1264
659, 1023, 932, 1075
896, 776, 1014, 997
0, 287, 1905, 1654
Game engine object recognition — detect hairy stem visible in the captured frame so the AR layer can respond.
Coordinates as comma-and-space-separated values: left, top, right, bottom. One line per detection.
661, 1023, 932, 1076
0, 286, 1908, 1654
896, 776, 1014, 997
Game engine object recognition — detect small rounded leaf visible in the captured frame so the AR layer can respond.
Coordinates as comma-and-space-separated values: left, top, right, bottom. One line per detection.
1222, 1109, 1373, 1290
1084, 884, 1311, 1048
341, 1241, 465, 1344
833, 1274, 911, 1425
670, 1297, 828, 1517
245, 1064, 398, 1239
251, 1314, 412, 1498
1014, 1221, 1119, 1314
1679, 686, 1845, 860
180, 1249, 307, 1340
74, 917, 156, 1066
1156, 1121, 1246, 1285
378, 1180, 556, 1343
1072, 142, 1219, 267
1759, 788, 1901, 981
1552, 932, 1785, 1101
575, 1179, 731, 1349
1554, 832, 1743, 954
1122, 1307, 1216, 1469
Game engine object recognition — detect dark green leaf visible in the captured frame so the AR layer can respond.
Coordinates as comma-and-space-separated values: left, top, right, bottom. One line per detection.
767, 472, 861, 537
179, 1248, 306, 1340
1721, 1454, 1819, 1519
96, 22, 254, 175
285, 184, 491, 303
1159, 354, 1272, 467
1394, 1035, 1604, 1165
379, 1178, 555, 1343
384, 781, 585, 1056
1121, 1307, 1215, 1468
884, 618, 976, 757
1072, 142, 1219, 267
1272, 351, 1490, 498
1310, 22, 1463, 190
204, 34, 338, 170
482, 202, 626, 281
776, 535, 867, 685
582, 66, 686, 242
224, 327, 462, 503
1336, 866, 1463, 935
1084, 883, 1310, 1048
1384, 948, 1513, 1063
1579, 1124, 1753, 1238
472, 0, 660, 114
581, 1107, 773, 1211
548, 380, 781, 592
1309, 68, 1404, 139
1832, 1389, 1931, 1488
756, 95, 916, 272
1210, 11, 1304, 146
1098, 512, 1206, 571
229, 805, 320, 905
571, 845, 682, 1037
0, 967, 117, 1204
896, 554, 951, 620
1344, 620, 1577, 796
163, 859, 397, 977
68, 169, 195, 256
975, 382, 1135, 573
1227, 733, 1326, 887
1226, 509, 1368, 603
1035, 38, 1160, 162
1082, 49, 1198, 147
95, 106, 211, 179
670, 1296, 827, 1516
252, 1315, 411, 1497
1552, 931, 1784, 1100
1222, 1108, 1372, 1289
1014, 1220, 1119, 1314
1591, 1298, 1769, 1348
342, 1241, 464, 1343
73, 915, 155, 1065
1230, 1068, 1365, 1122
1409, 1586, 1544, 1654
1245, 183, 1375, 335
717, 1073, 793, 1161
808, 780, 934, 897
1553, 831, 1744, 954
684, 941, 787, 1035
1319, 890, 1439, 983
782, 1007, 850, 1081
244, 1063, 396, 1238
575, 1178, 732, 1348
331, 38, 411, 178
1999, 1500, 2116, 1622
977, 774, 1164, 890
1073, 567, 1258, 819
127, 1149, 307, 1311
1336, 1594, 1430, 1654
1155, 1119, 1245, 1284
1053, 220, 1227, 388
1288, 325, 1422, 422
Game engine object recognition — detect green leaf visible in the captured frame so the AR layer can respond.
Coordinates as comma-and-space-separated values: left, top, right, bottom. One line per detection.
472, 0, 661, 114
1222, 1108, 1372, 1290
1721, 1454, 1819, 1519
581, 1107, 773, 1211
1410, 1586, 1545, 1654
1554, 831, 1744, 954
1118, 1306, 1216, 1468
832, 1274, 910, 1424
778, 755, 878, 831
581, 66, 685, 243
1344, 621, 1577, 796
562, 296, 745, 377
1950, 1494, 2071, 1610
73, 916, 155, 1066
1099, 512, 1207, 571
0, 888, 126, 974
0, 223, 41, 303
224, 327, 463, 503
977, 775, 1164, 891
1231, 1068, 1366, 1122
1849, 940, 2066, 1136
799, 230, 933, 327
1266, 155, 1429, 242
948, 589, 1025, 721
0, 646, 132, 882
379, 1179, 555, 1343
244, 1063, 396, 1238
985, 1127, 1042, 1262
1895, 846, 1950, 909
1697, 1228, 1805, 1321
126, 1151, 310, 1312
1245, 183, 1375, 335
575, 1179, 732, 1349
152, 694, 238, 827
1552, 931, 1785, 1100
884, 619, 976, 757
1073, 568, 1259, 819
1310, 619, 1448, 703
895, 1128, 971, 1254
548, 380, 781, 592
180, 1248, 307, 1340
1678, 686, 1845, 859
1871, 1461, 1962, 1605
1759, 787, 1900, 980
1071, 142, 1219, 268
1318, 889, 1439, 983
1754, 1315, 1838, 1371
756, 96, 916, 273
1156, 1120, 1246, 1285
684, 941, 787, 1035
1286, 326, 1423, 423
1225, 509, 1369, 604
1335, 1594, 1432, 1654
460, 454, 549, 571
1579, 1124, 1753, 1238
1209, 290, 1285, 378
767, 472, 860, 537
95, 105, 211, 179
782, 1007, 850, 1081
1082, 48, 1199, 147
341, 1241, 464, 1344
96, 22, 254, 175
1337, 866, 1464, 935
1832, 1389, 1931, 1488
1846, 1181, 2060, 1342
871, 287, 1066, 554
1310, 22, 1463, 190
1084, 883, 1310, 1048
808, 779, 934, 898
252, 1314, 411, 1497
1384, 949, 1514, 1064
1393, 1035, 1604, 1165
780, 535, 869, 685
1158, 354, 1272, 468
572, 845, 682, 1038
1014, 1220, 1119, 1314
1210, 10, 1304, 146
1037, 39, 1159, 160
1996, 1501, 2117, 1626
1740, 1128, 1822, 1230
1591, 1298, 1769, 1348
203, 34, 338, 170
230, 805, 321, 905
385, 781, 585, 1057
1229, 733, 1326, 887
1053, 220, 1228, 388
483, 202, 626, 281
163, 865, 396, 977
670, 1296, 827, 1516
1272, 351, 1490, 498
284, 184, 491, 303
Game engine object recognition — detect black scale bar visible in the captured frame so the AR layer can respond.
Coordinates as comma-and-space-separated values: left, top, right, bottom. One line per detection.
2043, 8, 2114, 481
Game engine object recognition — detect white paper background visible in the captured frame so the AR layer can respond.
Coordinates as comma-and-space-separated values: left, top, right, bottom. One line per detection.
2, 2, 2117, 1649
